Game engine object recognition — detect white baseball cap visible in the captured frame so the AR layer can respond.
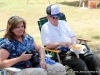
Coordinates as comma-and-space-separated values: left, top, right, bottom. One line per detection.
46, 4, 63, 17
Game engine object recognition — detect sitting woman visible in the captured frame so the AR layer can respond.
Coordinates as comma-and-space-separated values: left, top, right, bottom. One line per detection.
0, 16, 66, 75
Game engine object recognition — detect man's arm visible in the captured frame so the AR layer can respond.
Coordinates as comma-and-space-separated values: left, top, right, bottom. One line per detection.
46, 41, 71, 49
46, 36, 77, 49
71, 36, 78, 44
45, 42, 61, 49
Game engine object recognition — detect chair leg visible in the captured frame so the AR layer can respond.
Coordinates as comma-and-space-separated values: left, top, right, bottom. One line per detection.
48, 0, 50, 4
56, 0, 66, 3
56, 0, 58, 3
64, 0, 66, 2
79, 0, 82, 7
27, 0, 29, 4
56, 53, 61, 63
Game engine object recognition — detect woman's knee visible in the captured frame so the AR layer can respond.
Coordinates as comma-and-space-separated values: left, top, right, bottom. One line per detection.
21, 68, 47, 75
37, 68, 47, 75
55, 63, 65, 69
48, 63, 65, 69
47, 63, 66, 75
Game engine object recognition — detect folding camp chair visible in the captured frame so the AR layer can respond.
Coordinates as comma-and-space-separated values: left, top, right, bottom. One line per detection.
0, 29, 21, 75
37, 13, 92, 74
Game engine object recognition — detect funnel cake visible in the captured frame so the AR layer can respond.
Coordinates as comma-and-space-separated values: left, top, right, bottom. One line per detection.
70, 44, 85, 58
70, 44, 82, 51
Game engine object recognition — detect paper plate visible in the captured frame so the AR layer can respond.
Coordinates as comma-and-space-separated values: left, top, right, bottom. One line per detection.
70, 45, 85, 54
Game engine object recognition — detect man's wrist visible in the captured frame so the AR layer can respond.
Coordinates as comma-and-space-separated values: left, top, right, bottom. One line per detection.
56, 42, 62, 47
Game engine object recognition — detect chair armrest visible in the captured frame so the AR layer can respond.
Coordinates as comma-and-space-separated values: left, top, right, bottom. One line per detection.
0, 29, 6, 32
4, 67, 21, 72
44, 47, 61, 53
78, 38, 91, 42
3, 67, 21, 75
44, 47, 61, 63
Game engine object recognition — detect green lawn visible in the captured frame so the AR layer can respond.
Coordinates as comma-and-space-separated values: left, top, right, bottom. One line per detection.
0, 0, 100, 52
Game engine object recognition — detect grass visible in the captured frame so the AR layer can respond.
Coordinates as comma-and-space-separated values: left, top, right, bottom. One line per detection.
0, 0, 100, 52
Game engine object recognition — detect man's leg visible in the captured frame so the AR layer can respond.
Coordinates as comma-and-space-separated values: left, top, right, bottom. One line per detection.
62, 51, 92, 75
84, 54, 100, 75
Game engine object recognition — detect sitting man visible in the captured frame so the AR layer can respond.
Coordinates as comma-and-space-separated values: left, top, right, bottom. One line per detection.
41, 4, 100, 75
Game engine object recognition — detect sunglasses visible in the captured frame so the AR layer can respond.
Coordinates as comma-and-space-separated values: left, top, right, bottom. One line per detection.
50, 16, 59, 19
9, 15, 17, 20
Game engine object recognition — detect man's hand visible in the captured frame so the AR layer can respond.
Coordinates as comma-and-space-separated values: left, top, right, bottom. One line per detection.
60, 42, 71, 48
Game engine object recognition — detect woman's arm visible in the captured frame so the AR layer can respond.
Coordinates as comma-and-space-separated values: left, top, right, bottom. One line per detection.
0, 49, 21, 68
71, 36, 78, 44
33, 42, 45, 61
0, 49, 32, 68
33, 41, 47, 70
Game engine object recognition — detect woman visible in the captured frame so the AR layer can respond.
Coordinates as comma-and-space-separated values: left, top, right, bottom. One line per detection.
0, 16, 66, 75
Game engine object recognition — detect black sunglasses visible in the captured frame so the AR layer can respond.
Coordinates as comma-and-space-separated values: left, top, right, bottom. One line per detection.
50, 16, 59, 19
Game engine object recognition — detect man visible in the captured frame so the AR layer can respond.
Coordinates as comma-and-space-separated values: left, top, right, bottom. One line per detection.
41, 4, 100, 75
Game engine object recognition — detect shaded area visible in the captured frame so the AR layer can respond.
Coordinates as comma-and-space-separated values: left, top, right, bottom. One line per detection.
0, 2, 7, 7
92, 35, 100, 39
0, 3, 4, 6
57, 1, 79, 7
57, 0, 100, 8
91, 35, 100, 53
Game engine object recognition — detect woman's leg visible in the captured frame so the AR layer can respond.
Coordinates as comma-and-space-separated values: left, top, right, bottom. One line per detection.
20, 68, 47, 75
46, 63, 66, 75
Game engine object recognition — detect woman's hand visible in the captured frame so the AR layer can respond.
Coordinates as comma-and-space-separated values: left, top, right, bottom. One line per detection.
40, 59, 47, 70
19, 52, 32, 61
